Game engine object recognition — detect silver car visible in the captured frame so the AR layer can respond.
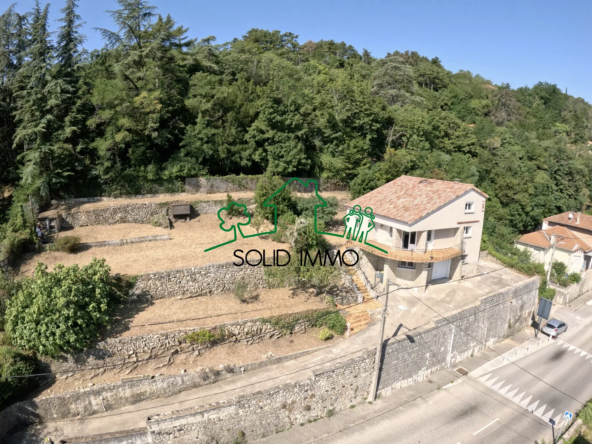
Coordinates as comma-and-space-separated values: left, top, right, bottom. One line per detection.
541, 318, 568, 338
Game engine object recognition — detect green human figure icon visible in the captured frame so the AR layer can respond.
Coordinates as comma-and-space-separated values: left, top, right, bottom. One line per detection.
343, 205, 363, 240
355, 207, 375, 243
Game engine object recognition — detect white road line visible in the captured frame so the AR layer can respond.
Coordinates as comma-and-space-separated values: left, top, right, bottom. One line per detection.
473, 418, 499, 435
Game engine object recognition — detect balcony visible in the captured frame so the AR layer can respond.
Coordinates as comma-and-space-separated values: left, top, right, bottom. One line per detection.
345, 240, 465, 263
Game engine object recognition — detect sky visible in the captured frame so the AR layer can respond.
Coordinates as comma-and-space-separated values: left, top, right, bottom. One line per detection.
11, 0, 592, 102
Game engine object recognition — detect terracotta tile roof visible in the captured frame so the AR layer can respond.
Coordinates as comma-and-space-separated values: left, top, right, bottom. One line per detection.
544, 212, 592, 232
346, 175, 488, 224
517, 226, 592, 253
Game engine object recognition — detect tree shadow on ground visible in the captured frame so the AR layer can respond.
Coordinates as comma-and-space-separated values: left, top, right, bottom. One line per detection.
108, 300, 154, 337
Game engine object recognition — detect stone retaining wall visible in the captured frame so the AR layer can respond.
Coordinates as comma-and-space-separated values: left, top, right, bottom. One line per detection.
148, 352, 373, 444
0, 346, 327, 442
377, 275, 539, 393
0, 275, 539, 443
60, 203, 169, 228
46, 312, 321, 372
129, 257, 360, 303
185, 176, 348, 194
79, 234, 171, 249
0, 254, 11, 272
130, 261, 267, 300
116, 276, 541, 444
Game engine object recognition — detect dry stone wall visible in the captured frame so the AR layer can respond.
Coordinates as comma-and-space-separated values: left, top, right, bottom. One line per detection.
0, 276, 539, 443
185, 176, 347, 194
47, 313, 319, 373
134, 277, 540, 444
60, 203, 168, 228
0, 347, 327, 442
147, 352, 374, 444
130, 261, 267, 300
130, 257, 360, 303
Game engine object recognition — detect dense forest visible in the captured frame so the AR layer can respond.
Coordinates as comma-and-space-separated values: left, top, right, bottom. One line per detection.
2, 0, 592, 249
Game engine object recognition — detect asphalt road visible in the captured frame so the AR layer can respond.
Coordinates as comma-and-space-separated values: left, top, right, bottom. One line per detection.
473, 303, 592, 428
257, 299, 592, 444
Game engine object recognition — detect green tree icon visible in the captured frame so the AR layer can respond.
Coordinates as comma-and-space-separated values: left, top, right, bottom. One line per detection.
205, 203, 253, 252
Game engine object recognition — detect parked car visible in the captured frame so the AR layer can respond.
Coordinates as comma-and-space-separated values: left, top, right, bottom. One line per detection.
542, 319, 568, 338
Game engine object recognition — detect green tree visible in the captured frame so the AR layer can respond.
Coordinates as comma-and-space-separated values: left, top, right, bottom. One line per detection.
255, 175, 295, 221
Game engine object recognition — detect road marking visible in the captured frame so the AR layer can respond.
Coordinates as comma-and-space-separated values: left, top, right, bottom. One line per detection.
473, 418, 499, 435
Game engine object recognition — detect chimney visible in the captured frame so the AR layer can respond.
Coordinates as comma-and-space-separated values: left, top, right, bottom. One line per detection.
569, 213, 574, 221
453, 179, 461, 183
577, 212, 581, 224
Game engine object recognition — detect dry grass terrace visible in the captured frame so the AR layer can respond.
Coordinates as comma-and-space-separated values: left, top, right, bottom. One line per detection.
18, 214, 288, 275
21, 208, 349, 276
111, 288, 329, 337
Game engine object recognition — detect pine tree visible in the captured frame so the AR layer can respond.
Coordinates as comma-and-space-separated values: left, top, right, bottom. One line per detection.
13, 1, 59, 199
0, 5, 28, 184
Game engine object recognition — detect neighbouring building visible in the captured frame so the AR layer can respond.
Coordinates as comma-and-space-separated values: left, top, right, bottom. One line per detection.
515, 225, 592, 274
345, 175, 488, 290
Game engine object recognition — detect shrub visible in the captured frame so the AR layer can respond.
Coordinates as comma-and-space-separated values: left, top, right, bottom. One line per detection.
250, 212, 265, 233
325, 312, 347, 335
286, 217, 330, 252
225, 194, 244, 218
234, 281, 248, 303
324, 295, 336, 308
5, 259, 120, 357
552, 261, 567, 277
53, 236, 80, 253
325, 408, 335, 417
184, 328, 226, 345
318, 327, 334, 341
296, 196, 339, 226
568, 272, 582, 284
580, 400, 592, 425
0, 346, 38, 410
270, 212, 297, 243
255, 175, 295, 222
150, 214, 168, 228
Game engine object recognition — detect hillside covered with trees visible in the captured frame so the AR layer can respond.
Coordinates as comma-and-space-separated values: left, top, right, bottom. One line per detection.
2, 0, 592, 249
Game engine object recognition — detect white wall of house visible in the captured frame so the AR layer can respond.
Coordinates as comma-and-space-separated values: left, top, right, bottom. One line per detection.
348, 189, 486, 264
516, 243, 584, 274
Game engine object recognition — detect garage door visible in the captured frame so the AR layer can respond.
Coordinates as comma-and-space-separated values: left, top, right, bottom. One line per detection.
432, 260, 450, 280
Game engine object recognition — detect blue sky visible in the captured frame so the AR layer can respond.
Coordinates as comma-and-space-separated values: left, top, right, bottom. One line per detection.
11, 0, 592, 102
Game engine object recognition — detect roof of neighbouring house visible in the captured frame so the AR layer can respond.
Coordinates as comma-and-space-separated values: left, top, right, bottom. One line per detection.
544, 212, 592, 232
346, 175, 488, 224
517, 225, 592, 253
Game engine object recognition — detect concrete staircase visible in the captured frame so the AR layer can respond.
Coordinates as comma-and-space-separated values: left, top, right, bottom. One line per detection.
339, 270, 381, 335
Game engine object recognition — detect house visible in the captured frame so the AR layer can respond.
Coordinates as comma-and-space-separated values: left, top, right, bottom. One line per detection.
515, 225, 592, 273
515, 211, 592, 273
345, 175, 488, 290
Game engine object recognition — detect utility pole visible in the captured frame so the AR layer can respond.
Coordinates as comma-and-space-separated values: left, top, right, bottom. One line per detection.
368, 282, 389, 402
546, 234, 557, 283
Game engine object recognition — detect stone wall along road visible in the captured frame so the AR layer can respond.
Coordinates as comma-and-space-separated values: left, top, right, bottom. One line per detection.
135, 276, 541, 443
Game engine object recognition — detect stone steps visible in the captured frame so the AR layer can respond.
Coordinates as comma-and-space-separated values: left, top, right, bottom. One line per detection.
342, 269, 380, 335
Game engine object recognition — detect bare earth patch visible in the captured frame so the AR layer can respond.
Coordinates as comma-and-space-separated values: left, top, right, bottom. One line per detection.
111, 288, 328, 337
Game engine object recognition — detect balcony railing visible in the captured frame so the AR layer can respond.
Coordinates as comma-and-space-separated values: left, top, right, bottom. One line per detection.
345, 240, 465, 263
